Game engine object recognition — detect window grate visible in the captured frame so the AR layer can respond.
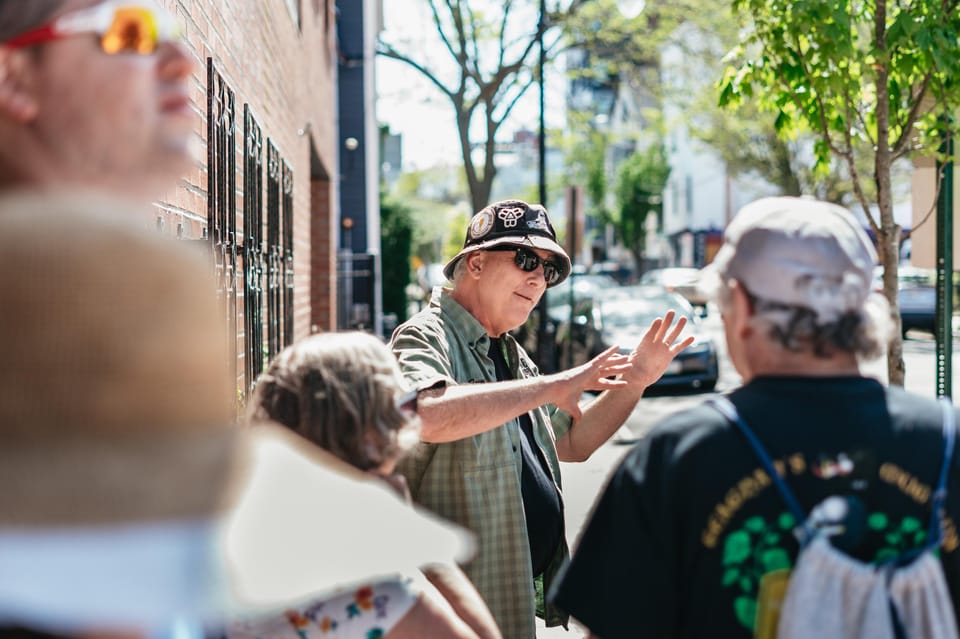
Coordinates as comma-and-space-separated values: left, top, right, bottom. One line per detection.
243, 105, 265, 394
206, 59, 238, 386
282, 160, 295, 348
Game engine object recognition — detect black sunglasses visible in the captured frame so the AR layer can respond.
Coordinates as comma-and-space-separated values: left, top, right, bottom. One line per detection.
486, 246, 563, 286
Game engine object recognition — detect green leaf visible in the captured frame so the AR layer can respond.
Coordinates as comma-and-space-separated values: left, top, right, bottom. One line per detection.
734, 596, 758, 631
762, 548, 792, 572
723, 567, 741, 586
774, 110, 791, 133
778, 513, 797, 530
901, 517, 922, 533
745, 516, 766, 533
875, 548, 899, 563
724, 530, 754, 565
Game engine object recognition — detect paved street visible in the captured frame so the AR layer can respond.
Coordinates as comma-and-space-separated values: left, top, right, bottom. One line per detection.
537, 308, 960, 638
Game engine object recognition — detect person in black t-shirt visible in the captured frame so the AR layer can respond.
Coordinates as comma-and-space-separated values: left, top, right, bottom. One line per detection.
550, 196, 960, 639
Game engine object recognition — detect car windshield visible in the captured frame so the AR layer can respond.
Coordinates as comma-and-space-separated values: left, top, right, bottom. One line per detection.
602, 294, 694, 329
546, 274, 619, 308
641, 268, 700, 286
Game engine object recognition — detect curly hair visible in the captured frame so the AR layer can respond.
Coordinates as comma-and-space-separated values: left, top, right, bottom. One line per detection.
0, 1, 65, 43
717, 280, 892, 360
248, 332, 419, 472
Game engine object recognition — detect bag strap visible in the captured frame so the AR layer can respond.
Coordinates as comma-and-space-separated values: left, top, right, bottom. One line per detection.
708, 396, 812, 542
710, 395, 957, 554
922, 397, 955, 552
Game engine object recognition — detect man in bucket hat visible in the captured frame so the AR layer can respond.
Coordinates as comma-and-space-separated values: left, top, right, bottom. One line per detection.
390, 199, 693, 638
550, 196, 960, 639
0, 193, 475, 638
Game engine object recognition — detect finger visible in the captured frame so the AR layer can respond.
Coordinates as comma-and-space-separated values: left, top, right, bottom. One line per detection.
665, 314, 688, 343
599, 363, 632, 374
594, 344, 621, 361
593, 377, 629, 389
643, 317, 664, 342
672, 335, 695, 354
568, 402, 583, 422
656, 310, 676, 340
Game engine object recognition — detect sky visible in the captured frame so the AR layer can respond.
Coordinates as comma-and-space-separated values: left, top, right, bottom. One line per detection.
375, 0, 568, 171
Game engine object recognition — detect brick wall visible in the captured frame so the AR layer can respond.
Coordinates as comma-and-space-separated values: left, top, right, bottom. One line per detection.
150, 0, 338, 396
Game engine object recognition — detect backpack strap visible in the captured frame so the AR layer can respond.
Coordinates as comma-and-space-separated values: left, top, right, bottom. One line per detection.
923, 397, 955, 551
708, 396, 812, 542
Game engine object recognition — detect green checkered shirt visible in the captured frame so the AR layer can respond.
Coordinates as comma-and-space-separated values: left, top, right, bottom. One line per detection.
391, 287, 572, 639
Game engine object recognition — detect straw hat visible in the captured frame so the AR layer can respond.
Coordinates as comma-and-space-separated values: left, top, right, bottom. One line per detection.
0, 192, 473, 632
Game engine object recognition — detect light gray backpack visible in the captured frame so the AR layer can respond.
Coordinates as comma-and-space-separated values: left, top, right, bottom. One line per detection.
710, 396, 958, 639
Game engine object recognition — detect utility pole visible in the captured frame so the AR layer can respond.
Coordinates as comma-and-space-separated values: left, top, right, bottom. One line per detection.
534, 0, 556, 372
936, 127, 954, 397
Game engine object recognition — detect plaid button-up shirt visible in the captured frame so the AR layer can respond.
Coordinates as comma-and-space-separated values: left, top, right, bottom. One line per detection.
391, 287, 572, 639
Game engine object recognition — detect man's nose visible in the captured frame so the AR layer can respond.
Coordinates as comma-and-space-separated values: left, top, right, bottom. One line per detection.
156, 41, 194, 80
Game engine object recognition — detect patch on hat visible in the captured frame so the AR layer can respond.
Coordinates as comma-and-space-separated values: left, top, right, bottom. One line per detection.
497, 205, 526, 228
468, 209, 495, 240
528, 210, 549, 232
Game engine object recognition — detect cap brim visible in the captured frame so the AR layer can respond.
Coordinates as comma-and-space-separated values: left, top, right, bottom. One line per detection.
443, 236, 572, 286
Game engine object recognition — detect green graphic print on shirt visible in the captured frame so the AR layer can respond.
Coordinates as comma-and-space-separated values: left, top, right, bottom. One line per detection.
720, 512, 931, 634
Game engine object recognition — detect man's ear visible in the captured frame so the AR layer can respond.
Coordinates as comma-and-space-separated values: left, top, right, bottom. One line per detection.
0, 48, 39, 123
729, 280, 754, 338
465, 252, 484, 278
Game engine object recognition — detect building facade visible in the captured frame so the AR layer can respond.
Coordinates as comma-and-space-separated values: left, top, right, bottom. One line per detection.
152, 0, 339, 405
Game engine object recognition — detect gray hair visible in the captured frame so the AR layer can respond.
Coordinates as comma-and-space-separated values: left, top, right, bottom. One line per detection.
451, 254, 469, 284
715, 277, 892, 359
0, 1, 65, 43
248, 331, 419, 472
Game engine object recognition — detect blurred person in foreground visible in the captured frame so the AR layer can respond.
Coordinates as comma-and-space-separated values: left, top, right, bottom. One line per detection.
0, 0, 195, 199
0, 193, 475, 639
549, 196, 960, 638
390, 199, 693, 638
232, 331, 502, 639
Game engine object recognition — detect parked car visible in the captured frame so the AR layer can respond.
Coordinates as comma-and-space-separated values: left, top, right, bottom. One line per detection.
511, 273, 620, 374
639, 267, 709, 314
556, 285, 719, 391
874, 265, 937, 335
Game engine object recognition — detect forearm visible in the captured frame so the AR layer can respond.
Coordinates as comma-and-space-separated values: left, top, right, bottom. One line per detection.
421, 563, 502, 639
417, 376, 559, 443
555, 385, 644, 462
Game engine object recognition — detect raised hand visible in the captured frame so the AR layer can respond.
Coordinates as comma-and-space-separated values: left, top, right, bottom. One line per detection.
549, 346, 631, 420
620, 310, 694, 388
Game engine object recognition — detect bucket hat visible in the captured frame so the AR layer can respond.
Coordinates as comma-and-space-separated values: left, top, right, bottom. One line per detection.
0, 192, 473, 633
443, 199, 571, 286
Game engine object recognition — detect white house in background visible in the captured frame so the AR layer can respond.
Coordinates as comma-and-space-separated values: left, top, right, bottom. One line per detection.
658, 23, 778, 268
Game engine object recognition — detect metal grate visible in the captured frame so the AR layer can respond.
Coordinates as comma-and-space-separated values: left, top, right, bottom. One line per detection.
266, 140, 283, 361
282, 160, 295, 348
206, 59, 238, 386
243, 105, 265, 394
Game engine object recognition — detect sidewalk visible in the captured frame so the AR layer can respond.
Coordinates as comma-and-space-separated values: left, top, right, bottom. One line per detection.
536, 427, 636, 638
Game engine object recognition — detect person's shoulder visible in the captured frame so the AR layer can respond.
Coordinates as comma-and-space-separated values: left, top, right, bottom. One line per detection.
885, 385, 952, 432
393, 304, 448, 342
619, 401, 732, 478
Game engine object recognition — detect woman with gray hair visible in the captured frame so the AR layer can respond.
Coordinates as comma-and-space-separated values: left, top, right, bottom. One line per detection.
249, 332, 421, 484
233, 332, 502, 639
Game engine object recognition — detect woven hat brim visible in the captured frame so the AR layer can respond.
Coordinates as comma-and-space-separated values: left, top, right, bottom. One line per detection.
0, 423, 475, 631
442, 235, 572, 286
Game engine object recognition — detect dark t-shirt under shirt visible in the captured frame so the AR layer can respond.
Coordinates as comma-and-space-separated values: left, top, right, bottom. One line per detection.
488, 337, 563, 577
550, 376, 960, 639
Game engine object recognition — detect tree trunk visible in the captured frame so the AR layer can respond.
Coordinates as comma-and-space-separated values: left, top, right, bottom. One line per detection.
873, 0, 905, 386
878, 226, 905, 385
